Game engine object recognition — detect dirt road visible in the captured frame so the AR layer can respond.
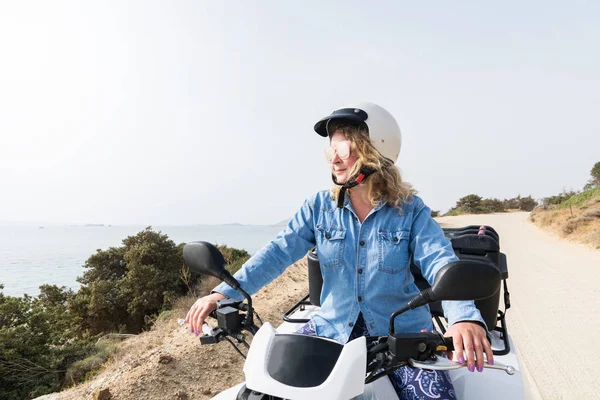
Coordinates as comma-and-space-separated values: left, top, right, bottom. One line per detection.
437, 212, 600, 400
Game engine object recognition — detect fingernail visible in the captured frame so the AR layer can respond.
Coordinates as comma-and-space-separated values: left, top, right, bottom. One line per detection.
489, 360, 494, 365
468, 365, 475, 372
477, 365, 483, 372
459, 357, 465, 364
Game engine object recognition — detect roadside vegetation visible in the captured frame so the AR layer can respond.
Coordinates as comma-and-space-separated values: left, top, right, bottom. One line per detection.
530, 161, 600, 249
0, 228, 249, 400
443, 194, 537, 216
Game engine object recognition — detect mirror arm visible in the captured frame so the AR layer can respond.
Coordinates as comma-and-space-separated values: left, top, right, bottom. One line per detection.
389, 305, 410, 334
389, 288, 436, 334
220, 270, 255, 329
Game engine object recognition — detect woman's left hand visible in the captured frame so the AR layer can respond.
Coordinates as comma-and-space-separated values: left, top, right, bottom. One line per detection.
444, 321, 493, 372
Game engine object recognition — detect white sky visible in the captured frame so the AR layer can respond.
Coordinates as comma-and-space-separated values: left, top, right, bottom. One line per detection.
1, 1, 599, 225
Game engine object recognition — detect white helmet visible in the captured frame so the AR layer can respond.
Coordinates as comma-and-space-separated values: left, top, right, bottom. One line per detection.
314, 102, 402, 163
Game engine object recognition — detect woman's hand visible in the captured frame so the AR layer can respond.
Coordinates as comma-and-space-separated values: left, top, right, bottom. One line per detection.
185, 292, 226, 336
444, 321, 493, 372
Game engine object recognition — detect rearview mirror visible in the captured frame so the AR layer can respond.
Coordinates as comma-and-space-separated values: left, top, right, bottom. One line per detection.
183, 241, 227, 278
431, 260, 500, 301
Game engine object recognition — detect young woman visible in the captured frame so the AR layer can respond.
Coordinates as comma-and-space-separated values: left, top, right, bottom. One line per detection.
186, 102, 492, 399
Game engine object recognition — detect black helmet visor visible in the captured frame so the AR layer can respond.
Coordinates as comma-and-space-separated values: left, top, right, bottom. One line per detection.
314, 108, 368, 137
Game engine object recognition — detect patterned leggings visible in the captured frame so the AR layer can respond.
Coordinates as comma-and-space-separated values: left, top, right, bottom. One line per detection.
296, 314, 456, 400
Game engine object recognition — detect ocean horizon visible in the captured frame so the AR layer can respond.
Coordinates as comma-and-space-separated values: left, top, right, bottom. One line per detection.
0, 222, 288, 298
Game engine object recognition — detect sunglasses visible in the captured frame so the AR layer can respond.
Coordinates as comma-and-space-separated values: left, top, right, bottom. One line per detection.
325, 141, 351, 162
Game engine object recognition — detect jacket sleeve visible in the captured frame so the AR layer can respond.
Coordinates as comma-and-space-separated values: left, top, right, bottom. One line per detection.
213, 197, 316, 301
408, 198, 487, 330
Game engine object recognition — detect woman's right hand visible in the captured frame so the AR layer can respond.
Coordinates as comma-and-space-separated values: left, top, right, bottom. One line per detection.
185, 292, 226, 335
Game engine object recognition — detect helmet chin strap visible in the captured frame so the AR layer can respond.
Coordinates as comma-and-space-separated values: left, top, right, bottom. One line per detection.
332, 166, 377, 208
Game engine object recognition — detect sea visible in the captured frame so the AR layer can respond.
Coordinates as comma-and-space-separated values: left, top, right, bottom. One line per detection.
0, 223, 286, 298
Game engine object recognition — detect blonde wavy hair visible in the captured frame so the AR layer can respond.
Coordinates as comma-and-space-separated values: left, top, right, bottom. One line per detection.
329, 124, 416, 207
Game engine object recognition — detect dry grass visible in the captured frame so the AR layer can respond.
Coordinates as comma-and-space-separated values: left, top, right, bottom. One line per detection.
530, 195, 600, 249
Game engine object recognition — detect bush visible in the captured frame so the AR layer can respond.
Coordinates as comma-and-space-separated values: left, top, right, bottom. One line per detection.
0, 286, 94, 399
64, 341, 117, 386
585, 161, 600, 189
481, 198, 505, 213
560, 187, 600, 209
64, 355, 105, 386
518, 195, 538, 211
69, 227, 191, 335
543, 190, 578, 206
0, 228, 252, 399
454, 194, 483, 213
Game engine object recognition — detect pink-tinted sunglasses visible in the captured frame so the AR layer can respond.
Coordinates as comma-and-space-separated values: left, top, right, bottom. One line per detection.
324, 141, 351, 162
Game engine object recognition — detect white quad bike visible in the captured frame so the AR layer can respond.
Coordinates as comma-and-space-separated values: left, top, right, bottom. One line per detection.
183, 225, 525, 400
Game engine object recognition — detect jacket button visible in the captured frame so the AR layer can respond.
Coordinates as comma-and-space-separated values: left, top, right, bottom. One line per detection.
358, 296, 362, 302
357, 268, 363, 274
348, 322, 354, 327
325, 233, 331, 239
392, 236, 399, 242
359, 240, 365, 246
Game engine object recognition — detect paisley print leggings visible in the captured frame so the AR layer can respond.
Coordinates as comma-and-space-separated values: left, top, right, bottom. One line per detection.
296, 314, 456, 400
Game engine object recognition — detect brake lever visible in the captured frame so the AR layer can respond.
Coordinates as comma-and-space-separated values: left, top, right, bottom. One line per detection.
409, 357, 516, 375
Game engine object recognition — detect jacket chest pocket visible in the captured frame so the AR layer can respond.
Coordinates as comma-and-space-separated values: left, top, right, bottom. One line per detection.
316, 226, 346, 268
377, 230, 410, 274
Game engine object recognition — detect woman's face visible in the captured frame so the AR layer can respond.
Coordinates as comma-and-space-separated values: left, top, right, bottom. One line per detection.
328, 130, 357, 184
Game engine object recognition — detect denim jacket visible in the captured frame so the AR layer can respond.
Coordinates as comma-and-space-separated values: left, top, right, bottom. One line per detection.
214, 190, 485, 344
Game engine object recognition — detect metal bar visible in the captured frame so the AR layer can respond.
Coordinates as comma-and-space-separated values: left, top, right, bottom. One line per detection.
282, 293, 312, 323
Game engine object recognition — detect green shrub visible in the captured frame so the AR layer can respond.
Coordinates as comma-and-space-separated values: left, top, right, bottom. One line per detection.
543, 190, 578, 206
70, 227, 190, 335
518, 195, 538, 211
481, 198, 505, 213
0, 229, 252, 399
559, 187, 600, 209
65, 355, 105, 385
156, 309, 173, 322
64, 341, 117, 387
455, 194, 483, 213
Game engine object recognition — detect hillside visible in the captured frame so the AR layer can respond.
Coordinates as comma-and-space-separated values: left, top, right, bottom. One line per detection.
35, 259, 309, 400
530, 187, 600, 249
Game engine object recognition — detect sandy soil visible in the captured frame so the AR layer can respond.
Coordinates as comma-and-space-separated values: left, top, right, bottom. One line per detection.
437, 212, 600, 400
36, 212, 600, 399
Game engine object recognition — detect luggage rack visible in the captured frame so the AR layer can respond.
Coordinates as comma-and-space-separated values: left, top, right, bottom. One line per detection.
282, 293, 312, 324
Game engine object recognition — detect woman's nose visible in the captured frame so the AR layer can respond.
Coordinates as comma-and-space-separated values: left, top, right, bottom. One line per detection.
330, 152, 341, 164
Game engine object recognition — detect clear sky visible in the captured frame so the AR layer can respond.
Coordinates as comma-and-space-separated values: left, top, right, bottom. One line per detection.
1, 1, 598, 225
